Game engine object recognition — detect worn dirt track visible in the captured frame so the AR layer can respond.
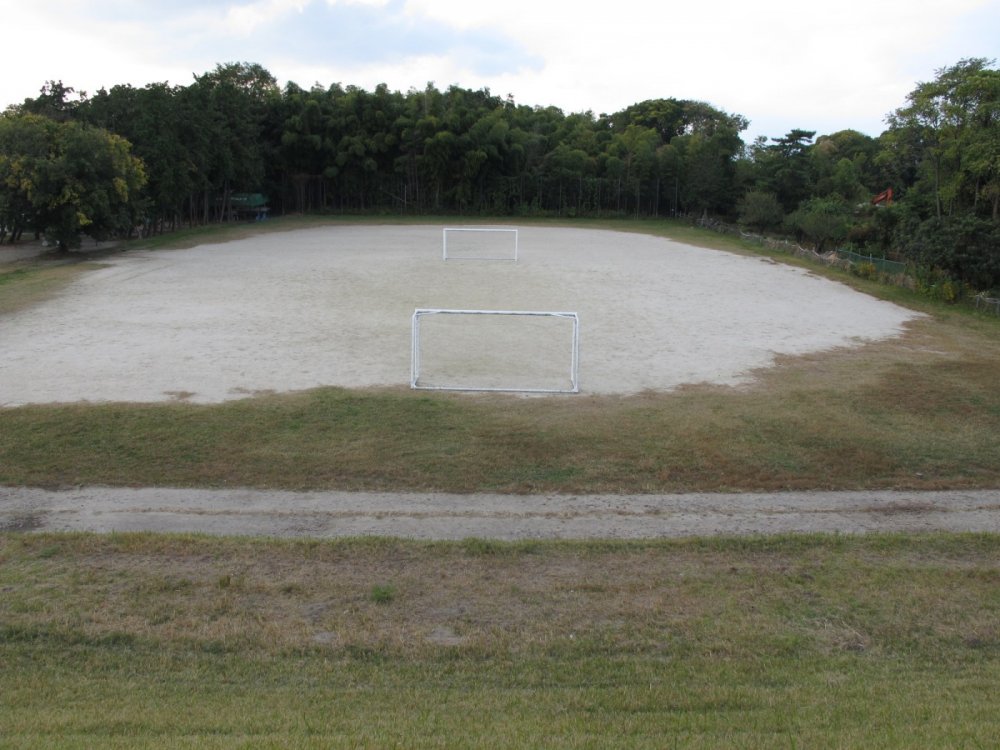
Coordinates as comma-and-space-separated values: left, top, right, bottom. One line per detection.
3, 486, 999, 540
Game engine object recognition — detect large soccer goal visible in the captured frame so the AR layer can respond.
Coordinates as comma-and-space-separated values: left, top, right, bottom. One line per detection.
411, 309, 580, 393
442, 227, 518, 261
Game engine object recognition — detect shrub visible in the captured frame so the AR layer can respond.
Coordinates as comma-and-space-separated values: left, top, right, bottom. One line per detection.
787, 197, 850, 252
737, 190, 785, 233
896, 215, 1000, 291
851, 261, 878, 280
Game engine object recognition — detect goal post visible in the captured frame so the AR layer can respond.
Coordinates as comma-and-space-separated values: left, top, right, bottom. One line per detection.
442, 227, 518, 261
411, 309, 580, 394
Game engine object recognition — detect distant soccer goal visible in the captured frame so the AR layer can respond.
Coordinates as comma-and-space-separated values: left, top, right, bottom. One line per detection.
411, 309, 580, 393
442, 227, 518, 261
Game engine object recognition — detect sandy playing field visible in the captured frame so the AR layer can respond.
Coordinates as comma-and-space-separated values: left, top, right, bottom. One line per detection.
0, 225, 922, 406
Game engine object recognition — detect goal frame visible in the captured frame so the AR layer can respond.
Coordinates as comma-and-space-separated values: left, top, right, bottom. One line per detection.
442, 227, 519, 261
410, 308, 580, 394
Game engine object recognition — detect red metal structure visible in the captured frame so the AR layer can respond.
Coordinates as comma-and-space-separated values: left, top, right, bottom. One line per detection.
872, 188, 894, 206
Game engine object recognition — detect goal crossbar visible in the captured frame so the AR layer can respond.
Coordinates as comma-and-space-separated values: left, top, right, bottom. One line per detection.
411, 308, 579, 394
442, 227, 518, 261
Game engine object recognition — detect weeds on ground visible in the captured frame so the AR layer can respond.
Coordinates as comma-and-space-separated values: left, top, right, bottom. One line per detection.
1, 533, 998, 747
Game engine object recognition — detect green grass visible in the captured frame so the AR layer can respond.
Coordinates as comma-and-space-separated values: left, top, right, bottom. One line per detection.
1, 532, 998, 747
0, 262, 101, 316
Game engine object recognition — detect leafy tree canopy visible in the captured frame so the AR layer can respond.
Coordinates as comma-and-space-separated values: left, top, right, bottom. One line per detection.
0, 112, 146, 249
4, 58, 997, 290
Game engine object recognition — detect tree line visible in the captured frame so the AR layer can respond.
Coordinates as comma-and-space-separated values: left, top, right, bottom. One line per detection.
1, 59, 997, 291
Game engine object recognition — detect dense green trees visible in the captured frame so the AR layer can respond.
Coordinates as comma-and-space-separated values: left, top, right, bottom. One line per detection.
263, 85, 747, 217
81, 63, 279, 230
729, 59, 998, 291
882, 59, 999, 221
0, 112, 145, 249
2, 58, 996, 290
876, 59, 1000, 290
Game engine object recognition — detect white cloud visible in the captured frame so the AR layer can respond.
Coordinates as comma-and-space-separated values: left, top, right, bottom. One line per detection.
224, 0, 311, 36
2, 0, 996, 140
398, 0, 998, 134
4, 4, 194, 105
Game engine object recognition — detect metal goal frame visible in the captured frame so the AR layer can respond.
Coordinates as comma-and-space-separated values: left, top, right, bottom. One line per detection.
442, 227, 519, 261
410, 308, 579, 394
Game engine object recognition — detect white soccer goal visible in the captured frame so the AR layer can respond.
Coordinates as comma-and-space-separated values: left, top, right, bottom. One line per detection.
411, 309, 580, 394
442, 227, 518, 261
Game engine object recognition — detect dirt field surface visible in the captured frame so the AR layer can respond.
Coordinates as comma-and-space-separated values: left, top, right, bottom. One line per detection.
3, 486, 999, 539
0, 225, 921, 404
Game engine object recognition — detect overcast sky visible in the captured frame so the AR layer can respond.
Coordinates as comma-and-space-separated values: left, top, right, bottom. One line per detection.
5, 0, 999, 141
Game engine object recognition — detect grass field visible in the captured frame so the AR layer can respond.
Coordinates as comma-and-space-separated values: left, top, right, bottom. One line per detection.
2, 217, 999, 747
2, 532, 999, 748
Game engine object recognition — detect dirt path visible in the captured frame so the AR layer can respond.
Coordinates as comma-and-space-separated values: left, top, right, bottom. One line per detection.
3, 486, 999, 539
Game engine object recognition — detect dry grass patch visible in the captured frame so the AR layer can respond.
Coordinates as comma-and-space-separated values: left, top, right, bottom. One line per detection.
0, 262, 103, 316
1, 533, 999, 747
2, 533, 998, 656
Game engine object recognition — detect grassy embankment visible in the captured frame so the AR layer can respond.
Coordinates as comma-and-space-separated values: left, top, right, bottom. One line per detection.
2, 217, 998, 747
2, 532, 998, 747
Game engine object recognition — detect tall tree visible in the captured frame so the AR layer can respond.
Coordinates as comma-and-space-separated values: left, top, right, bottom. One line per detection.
876, 59, 1000, 289
0, 113, 146, 249
83, 82, 193, 232
810, 130, 880, 201
0, 113, 59, 243
755, 129, 816, 211
17, 80, 85, 122
883, 58, 999, 220
189, 63, 279, 221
